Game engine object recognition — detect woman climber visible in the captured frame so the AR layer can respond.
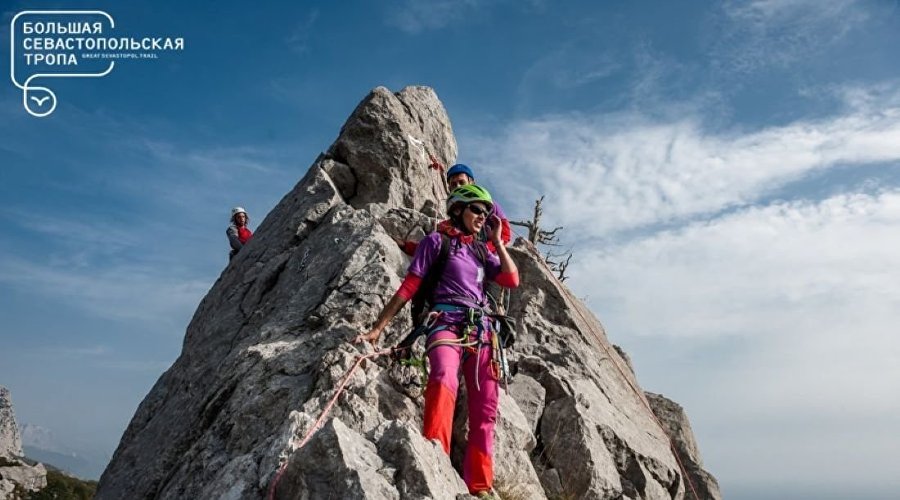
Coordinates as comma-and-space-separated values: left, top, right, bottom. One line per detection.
394, 163, 511, 256
354, 184, 520, 497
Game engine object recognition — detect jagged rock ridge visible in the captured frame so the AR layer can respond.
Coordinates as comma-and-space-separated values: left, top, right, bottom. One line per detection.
0, 387, 22, 460
0, 386, 48, 497
96, 86, 720, 499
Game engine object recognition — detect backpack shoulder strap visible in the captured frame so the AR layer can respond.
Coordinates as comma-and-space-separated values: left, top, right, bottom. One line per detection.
410, 233, 452, 325
424, 233, 452, 300
472, 240, 489, 268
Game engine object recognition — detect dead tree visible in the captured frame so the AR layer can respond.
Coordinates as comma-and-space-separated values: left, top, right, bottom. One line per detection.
545, 250, 573, 282
511, 196, 573, 281
510, 196, 563, 245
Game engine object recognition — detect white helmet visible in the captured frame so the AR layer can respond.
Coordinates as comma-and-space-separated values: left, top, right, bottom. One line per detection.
231, 206, 248, 219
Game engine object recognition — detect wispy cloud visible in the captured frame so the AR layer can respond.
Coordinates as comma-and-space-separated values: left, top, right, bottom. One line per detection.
9, 212, 142, 257
385, 0, 482, 34
568, 187, 900, 488
471, 74, 900, 489
727, 0, 866, 24
712, 0, 873, 74
470, 83, 900, 238
573, 189, 900, 340
0, 256, 209, 328
45, 345, 112, 358
521, 46, 622, 91
285, 9, 319, 55
23, 345, 168, 371
2, 104, 300, 332
120, 141, 300, 238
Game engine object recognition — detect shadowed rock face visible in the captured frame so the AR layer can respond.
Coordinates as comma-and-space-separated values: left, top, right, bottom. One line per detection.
95, 86, 719, 500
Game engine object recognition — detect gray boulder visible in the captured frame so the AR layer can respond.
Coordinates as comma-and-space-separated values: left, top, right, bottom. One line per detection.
96, 86, 718, 499
0, 461, 47, 495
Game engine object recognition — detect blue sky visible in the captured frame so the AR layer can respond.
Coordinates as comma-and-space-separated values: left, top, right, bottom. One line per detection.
2, 0, 899, 497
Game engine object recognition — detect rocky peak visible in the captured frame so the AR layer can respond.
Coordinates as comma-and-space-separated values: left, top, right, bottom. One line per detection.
0, 386, 23, 459
96, 86, 719, 499
0, 386, 47, 497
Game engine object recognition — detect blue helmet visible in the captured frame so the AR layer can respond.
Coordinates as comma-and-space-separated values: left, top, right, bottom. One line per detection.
447, 163, 475, 180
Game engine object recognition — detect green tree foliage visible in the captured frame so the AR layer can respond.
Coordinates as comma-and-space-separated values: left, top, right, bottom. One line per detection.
25, 470, 97, 500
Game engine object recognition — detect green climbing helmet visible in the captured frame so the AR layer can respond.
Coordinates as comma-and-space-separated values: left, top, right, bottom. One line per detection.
447, 184, 493, 213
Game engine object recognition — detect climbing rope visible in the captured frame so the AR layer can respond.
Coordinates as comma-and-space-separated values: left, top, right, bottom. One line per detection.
428, 153, 444, 173
266, 213, 700, 499
406, 134, 446, 202
507, 226, 702, 500
266, 347, 394, 499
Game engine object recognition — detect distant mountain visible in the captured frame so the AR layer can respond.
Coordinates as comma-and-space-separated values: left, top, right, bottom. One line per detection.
18, 423, 55, 450
23, 445, 105, 480
19, 423, 108, 480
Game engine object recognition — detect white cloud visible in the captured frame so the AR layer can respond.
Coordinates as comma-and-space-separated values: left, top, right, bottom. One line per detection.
714, 0, 872, 73
45, 345, 112, 358
567, 190, 900, 487
726, 0, 864, 23
9, 212, 142, 257
572, 190, 900, 339
466, 88, 900, 489
470, 87, 900, 238
1, 126, 296, 334
285, 10, 319, 55
519, 46, 622, 91
0, 257, 209, 328
385, 0, 494, 34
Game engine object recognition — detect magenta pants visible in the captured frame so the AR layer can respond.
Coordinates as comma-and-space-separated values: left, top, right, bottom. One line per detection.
423, 328, 499, 493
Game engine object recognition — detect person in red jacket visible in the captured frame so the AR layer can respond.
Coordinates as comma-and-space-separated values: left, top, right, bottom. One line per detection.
226, 206, 253, 259
396, 163, 511, 256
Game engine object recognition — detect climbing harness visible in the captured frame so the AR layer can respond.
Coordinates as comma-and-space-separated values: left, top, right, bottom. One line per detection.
419, 302, 512, 390
393, 310, 444, 362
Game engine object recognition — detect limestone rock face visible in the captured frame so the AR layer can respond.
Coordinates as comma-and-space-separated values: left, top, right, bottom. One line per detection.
96, 86, 718, 499
0, 387, 22, 459
647, 393, 722, 500
0, 461, 47, 495
0, 386, 47, 496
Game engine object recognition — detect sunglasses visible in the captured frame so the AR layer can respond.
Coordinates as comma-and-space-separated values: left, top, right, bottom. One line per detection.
466, 204, 489, 216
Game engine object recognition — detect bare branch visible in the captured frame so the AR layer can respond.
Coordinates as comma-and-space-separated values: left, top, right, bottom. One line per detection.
514, 195, 575, 281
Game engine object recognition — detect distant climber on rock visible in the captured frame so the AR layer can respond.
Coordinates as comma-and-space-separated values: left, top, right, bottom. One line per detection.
354, 184, 519, 498
226, 206, 253, 259
394, 163, 511, 255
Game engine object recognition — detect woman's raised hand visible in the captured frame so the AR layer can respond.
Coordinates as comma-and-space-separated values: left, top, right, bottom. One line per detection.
487, 215, 502, 246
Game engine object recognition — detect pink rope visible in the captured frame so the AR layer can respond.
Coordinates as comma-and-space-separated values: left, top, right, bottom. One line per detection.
266, 347, 392, 500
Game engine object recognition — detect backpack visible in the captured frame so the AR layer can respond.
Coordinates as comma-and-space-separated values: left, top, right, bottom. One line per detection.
409, 233, 452, 327
394, 233, 489, 360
